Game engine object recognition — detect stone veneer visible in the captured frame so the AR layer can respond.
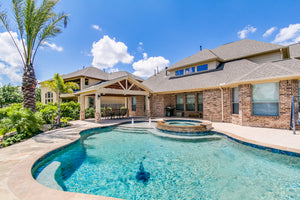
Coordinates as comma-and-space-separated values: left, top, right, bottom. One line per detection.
149, 79, 299, 129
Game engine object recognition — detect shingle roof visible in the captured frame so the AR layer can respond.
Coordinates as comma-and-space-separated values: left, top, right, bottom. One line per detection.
60, 66, 108, 80
167, 39, 285, 71
108, 71, 143, 82
41, 66, 143, 82
212, 39, 284, 61
143, 59, 258, 93
143, 58, 300, 93
168, 49, 219, 70
289, 43, 300, 58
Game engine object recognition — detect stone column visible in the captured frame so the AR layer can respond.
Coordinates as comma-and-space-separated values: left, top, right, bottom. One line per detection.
84, 96, 89, 109
146, 95, 151, 117
95, 92, 101, 123
80, 94, 85, 120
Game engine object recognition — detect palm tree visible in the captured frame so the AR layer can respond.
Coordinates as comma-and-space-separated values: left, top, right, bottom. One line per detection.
0, 0, 68, 112
41, 73, 79, 126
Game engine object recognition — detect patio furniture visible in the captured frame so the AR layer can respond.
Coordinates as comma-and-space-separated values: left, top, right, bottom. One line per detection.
120, 108, 128, 119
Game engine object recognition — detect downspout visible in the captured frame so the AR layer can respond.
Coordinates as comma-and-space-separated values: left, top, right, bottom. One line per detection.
219, 83, 225, 122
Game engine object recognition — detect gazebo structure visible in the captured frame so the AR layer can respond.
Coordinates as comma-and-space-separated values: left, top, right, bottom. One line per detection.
76, 76, 152, 122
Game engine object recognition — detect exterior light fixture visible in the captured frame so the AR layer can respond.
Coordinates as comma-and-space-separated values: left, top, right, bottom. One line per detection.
97, 94, 101, 99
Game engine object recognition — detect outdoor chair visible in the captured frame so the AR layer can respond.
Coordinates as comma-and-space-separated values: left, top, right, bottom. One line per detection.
120, 108, 128, 119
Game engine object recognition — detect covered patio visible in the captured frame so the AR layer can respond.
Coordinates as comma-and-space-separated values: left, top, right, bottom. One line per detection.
76, 76, 152, 122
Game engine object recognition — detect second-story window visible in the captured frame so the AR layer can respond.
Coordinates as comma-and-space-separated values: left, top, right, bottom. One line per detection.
175, 69, 184, 76
85, 79, 89, 85
185, 67, 195, 75
197, 64, 208, 72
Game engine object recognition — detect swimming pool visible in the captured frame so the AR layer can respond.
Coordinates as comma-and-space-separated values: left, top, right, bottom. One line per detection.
32, 124, 300, 199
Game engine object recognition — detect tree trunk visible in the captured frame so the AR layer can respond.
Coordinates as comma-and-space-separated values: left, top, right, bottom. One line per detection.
22, 64, 37, 112
57, 93, 61, 126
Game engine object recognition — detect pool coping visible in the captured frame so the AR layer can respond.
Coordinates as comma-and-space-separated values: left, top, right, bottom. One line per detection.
2, 118, 300, 200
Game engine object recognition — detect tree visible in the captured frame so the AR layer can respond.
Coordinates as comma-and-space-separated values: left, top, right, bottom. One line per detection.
0, 84, 23, 107
35, 87, 41, 102
0, 0, 68, 112
41, 73, 78, 126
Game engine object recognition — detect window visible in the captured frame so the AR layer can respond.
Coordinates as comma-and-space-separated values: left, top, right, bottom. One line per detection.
197, 92, 203, 112
175, 69, 184, 76
252, 82, 279, 116
45, 92, 53, 104
176, 95, 184, 110
85, 78, 89, 85
185, 67, 195, 75
232, 87, 239, 114
197, 64, 208, 72
186, 94, 195, 111
132, 97, 136, 111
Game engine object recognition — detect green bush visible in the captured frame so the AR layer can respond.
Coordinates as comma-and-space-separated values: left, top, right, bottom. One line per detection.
0, 108, 43, 137
85, 107, 95, 119
40, 104, 58, 124
60, 101, 80, 120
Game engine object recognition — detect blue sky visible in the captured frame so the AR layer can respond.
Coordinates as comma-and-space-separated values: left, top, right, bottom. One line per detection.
0, 0, 300, 86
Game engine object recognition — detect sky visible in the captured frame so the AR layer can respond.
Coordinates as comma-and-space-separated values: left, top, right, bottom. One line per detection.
0, 0, 300, 86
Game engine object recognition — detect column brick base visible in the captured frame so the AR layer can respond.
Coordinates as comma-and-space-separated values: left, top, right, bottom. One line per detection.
80, 110, 85, 120
95, 112, 101, 123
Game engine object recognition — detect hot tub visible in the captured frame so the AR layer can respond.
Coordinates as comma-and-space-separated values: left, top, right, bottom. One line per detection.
156, 119, 212, 135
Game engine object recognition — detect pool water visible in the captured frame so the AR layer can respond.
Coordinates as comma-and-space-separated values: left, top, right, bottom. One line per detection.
33, 125, 300, 199
164, 120, 200, 126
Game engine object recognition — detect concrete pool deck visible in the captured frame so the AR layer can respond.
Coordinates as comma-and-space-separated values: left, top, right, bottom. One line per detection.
1, 118, 300, 200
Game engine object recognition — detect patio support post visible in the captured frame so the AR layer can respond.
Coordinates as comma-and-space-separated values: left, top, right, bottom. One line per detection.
95, 92, 101, 123
80, 94, 85, 120
84, 96, 89, 109
146, 95, 151, 117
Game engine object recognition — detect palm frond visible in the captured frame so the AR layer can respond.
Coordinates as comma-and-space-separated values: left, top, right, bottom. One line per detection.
12, 0, 27, 59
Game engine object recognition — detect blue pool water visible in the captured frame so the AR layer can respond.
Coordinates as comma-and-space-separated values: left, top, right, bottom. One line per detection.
32, 125, 300, 199
164, 120, 200, 126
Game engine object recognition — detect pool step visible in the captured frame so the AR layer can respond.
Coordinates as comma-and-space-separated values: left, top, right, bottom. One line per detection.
113, 126, 151, 134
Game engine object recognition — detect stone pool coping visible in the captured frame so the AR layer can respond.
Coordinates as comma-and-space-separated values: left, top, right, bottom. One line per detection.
1, 118, 300, 200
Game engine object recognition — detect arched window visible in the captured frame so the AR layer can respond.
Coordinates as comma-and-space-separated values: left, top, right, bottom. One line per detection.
45, 92, 53, 104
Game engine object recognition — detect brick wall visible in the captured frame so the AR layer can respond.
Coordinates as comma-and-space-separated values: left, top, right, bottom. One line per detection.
232, 80, 299, 129
149, 79, 298, 129
150, 95, 165, 117
203, 89, 222, 122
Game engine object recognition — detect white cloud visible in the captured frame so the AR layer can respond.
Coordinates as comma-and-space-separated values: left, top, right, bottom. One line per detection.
107, 68, 119, 73
92, 25, 102, 32
0, 31, 23, 84
237, 25, 257, 39
263, 27, 277, 37
137, 41, 144, 52
273, 23, 300, 45
42, 41, 63, 52
91, 35, 134, 69
132, 53, 170, 78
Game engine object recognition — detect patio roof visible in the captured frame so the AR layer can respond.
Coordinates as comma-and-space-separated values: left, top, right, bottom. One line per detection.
75, 75, 152, 96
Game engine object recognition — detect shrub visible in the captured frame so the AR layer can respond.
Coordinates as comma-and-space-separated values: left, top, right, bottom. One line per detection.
85, 107, 95, 119
40, 104, 58, 124
0, 108, 43, 137
60, 101, 80, 120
